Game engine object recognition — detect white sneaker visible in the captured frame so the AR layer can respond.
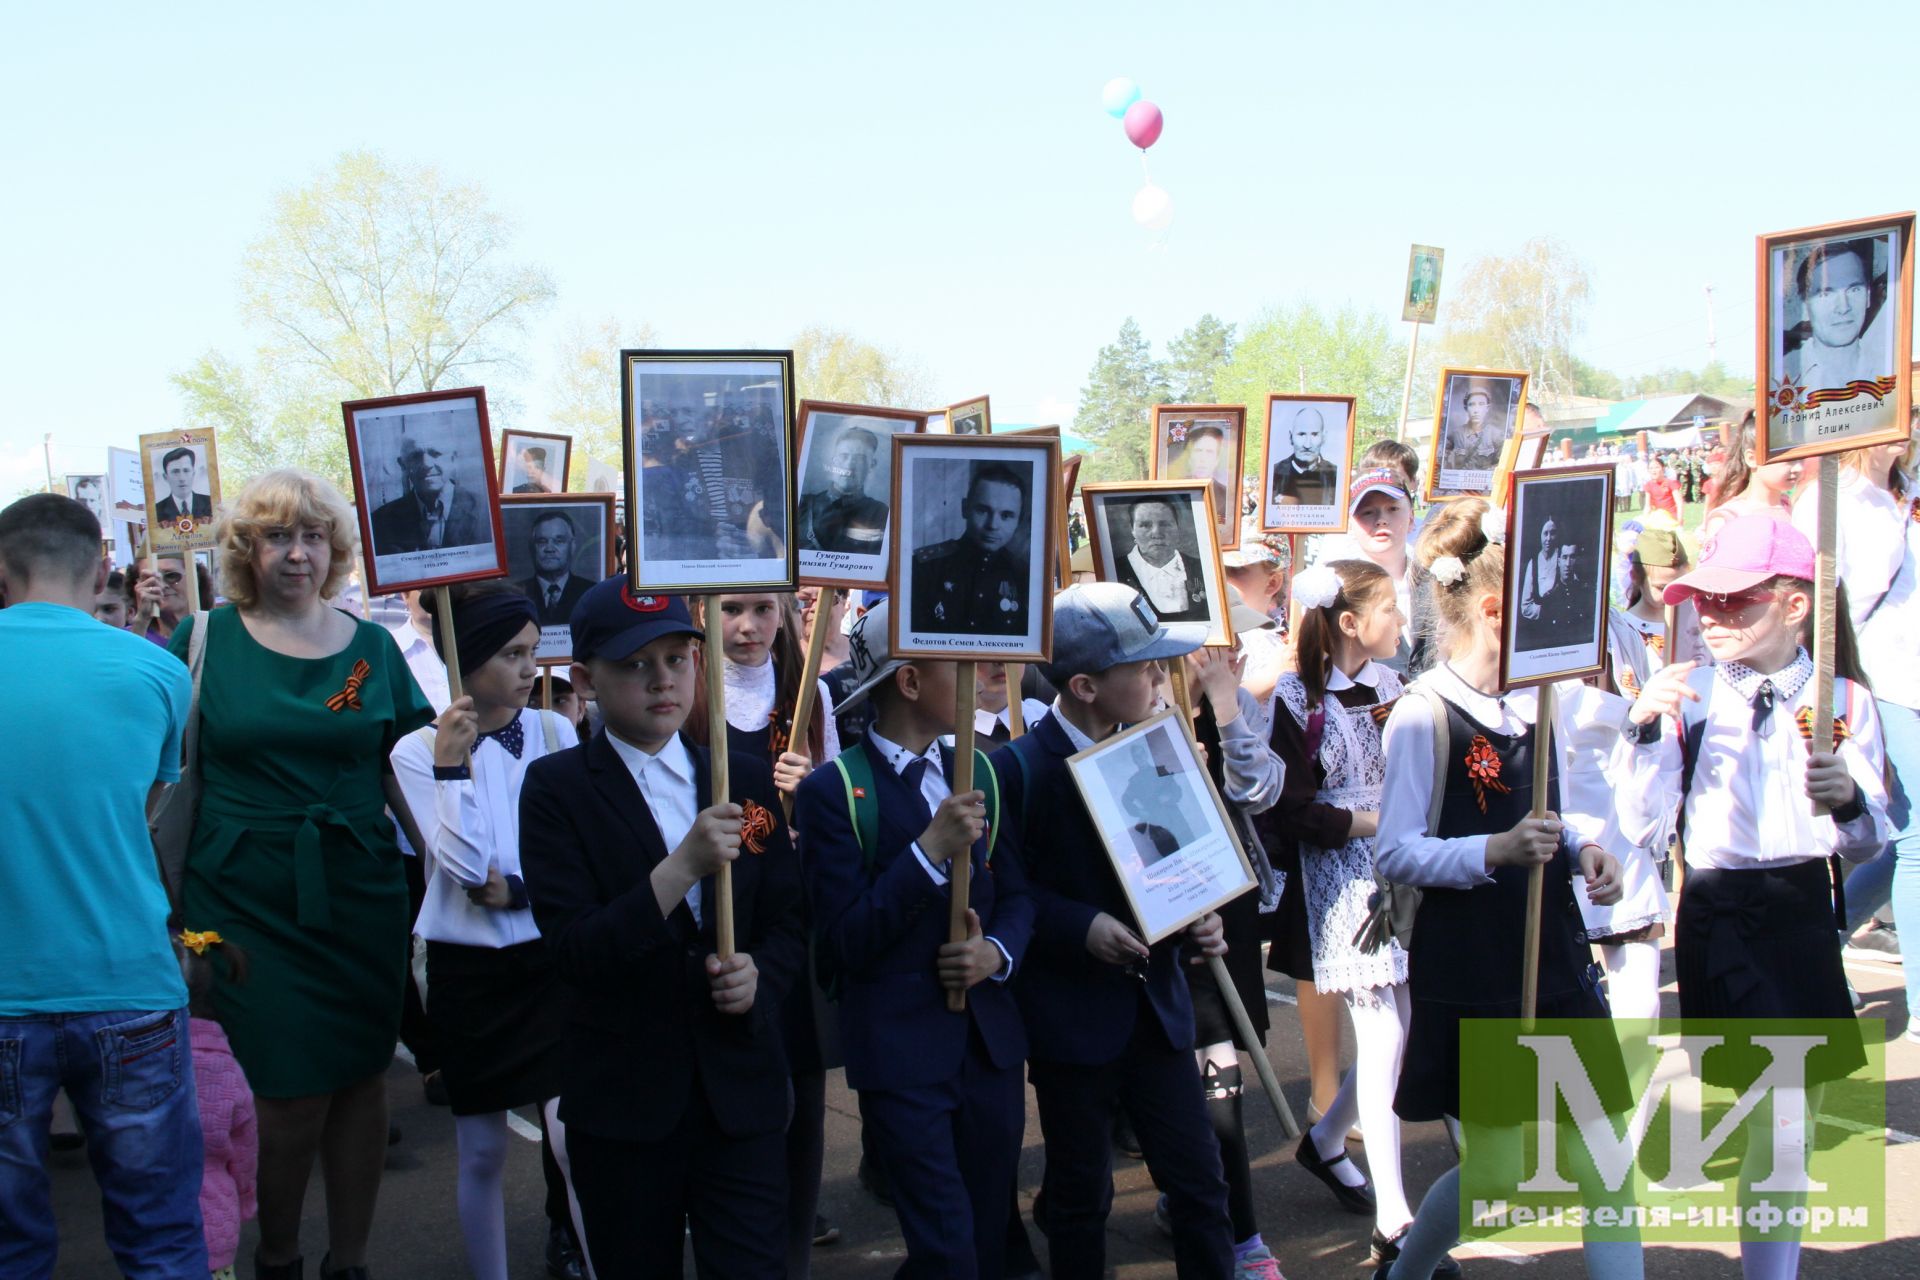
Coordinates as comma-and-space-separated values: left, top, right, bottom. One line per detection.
1234, 1244, 1285, 1279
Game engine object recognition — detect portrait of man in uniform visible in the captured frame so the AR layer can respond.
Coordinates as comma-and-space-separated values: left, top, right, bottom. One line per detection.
152, 447, 213, 523
909, 463, 1030, 636
1429, 369, 1526, 499
797, 424, 888, 555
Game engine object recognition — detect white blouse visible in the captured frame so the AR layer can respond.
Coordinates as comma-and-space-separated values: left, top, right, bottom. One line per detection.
724, 657, 841, 759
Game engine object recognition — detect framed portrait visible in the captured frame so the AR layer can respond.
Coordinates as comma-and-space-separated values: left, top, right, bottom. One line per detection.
622, 349, 796, 593
107, 446, 145, 524
794, 399, 928, 590
139, 427, 223, 552
1056, 453, 1086, 587
923, 409, 950, 435
66, 474, 108, 528
1428, 368, 1529, 501
947, 395, 991, 436
1500, 464, 1615, 690
890, 433, 1059, 661
1756, 212, 1915, 463
1066, 710, 1257, 943
1402, 244, 1445, 324
1151, 404, 1246, 550
499, 429, 572, 495
343, 386, 509, 595
499, 493, 617, 664
1082, 481, 1234, 648
1259, 394, 1355, 534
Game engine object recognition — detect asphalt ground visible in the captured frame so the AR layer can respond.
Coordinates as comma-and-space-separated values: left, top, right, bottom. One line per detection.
45, 945, 1919, 1278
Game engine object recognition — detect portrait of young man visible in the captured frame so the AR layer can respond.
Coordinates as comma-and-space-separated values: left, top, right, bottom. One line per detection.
152, 447, 212, 523
909, 461, 1031, 636
797, 422, 888, 555
1781, 236, 1892, 390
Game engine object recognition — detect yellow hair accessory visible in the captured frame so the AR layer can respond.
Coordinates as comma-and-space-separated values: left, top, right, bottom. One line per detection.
178, 929, 224, 956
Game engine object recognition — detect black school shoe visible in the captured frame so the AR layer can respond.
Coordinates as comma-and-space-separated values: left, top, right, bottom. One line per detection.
546, 1223, 584, 1279
1370, 1224, 1461, 1275
1112, 1112, 1143, 1160
318, 1256, 369, 1280
254, 1255, 302, 1280
1295, 1132, 1375, 1215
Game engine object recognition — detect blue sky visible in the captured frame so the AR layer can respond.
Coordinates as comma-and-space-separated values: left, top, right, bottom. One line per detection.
3, 0, 1916, 494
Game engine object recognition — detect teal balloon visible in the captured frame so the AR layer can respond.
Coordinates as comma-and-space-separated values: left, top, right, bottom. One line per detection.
1101, 77, 1141, 119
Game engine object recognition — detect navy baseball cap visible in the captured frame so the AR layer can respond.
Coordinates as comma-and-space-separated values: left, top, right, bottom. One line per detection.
569, 575, 701, 662
1039, 582, 1206, 685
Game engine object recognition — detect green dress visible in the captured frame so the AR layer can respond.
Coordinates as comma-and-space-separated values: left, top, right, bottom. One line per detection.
171, 607, 434, 1097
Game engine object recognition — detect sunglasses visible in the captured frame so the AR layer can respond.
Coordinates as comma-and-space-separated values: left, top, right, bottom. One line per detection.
1695, 587, 1778, 613
146, 570, 185, 585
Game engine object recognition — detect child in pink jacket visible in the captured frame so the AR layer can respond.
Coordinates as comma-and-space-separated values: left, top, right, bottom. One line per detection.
180, 930, 257, 1280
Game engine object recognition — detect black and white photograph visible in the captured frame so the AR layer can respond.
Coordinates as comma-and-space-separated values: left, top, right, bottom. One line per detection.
1428, 368, 1528, 500
1402, 243, 1444, 324
138, 427, 222, 551
500, 493, 616, 663
1067, 711, 1257, 943
1082, 481, 1233, 647
890, 433, 1058, 661
1501, 465, 1615, 689
343, 387, 509, 594
622, 349, 795, 592
794, 399, 927, 589
1759, 213, 1914, 462
499, 429, 571, 494
66, 474, 107, 526
947, 395, 991, 436
1151, 404, 1246, 550
107, 446, 145, 522
1260, 394, 1355, 533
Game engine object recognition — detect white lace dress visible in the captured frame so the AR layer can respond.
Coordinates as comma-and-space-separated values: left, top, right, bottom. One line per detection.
1274, 665, 1409, 994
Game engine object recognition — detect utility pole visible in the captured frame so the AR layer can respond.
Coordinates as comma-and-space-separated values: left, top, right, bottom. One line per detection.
42, 432, 56, 494
1704, 283, 1718, 365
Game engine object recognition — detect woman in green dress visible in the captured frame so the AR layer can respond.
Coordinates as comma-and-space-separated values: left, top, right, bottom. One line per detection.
172, 469, 433, 1280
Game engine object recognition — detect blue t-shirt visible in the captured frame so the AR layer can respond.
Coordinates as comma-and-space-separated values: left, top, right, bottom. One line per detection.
0, 603, 190, 1014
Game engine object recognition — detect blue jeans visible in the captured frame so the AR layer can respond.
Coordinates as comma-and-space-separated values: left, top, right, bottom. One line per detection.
0, 1007, 208, 1278
1851, 699, 1920, 1025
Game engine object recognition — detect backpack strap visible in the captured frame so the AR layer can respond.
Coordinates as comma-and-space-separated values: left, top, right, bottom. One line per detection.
537, 709, 561, 754
976, 749, 1001, 861
1407, 683, 1450, 835
830, 742, 881, 873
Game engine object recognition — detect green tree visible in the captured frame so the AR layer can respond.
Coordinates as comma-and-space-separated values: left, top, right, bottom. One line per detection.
1571, 355, 1624, 400
545, 316, 659, 487
1212, 303, 1407, 467
1437, 237, 1592, 398
1074, 318, 1168, 481
1164, 314, 1236, 403
792, 325, 931, 409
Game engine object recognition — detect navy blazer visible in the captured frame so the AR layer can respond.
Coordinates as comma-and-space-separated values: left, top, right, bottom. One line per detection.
795, 743, 1032, 1093
519, 728, 805, 1143
990, 712, 1197, 1065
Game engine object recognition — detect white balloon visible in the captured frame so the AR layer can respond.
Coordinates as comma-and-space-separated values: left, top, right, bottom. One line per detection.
1132, 182, 1173, 232
1101, 77, 1141, 118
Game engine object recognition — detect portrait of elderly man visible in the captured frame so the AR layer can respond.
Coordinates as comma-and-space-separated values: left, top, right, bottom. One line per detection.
510, 445, 559, 494
153, 446, 213, 523
1269, 406, 1340, 508
797, 424, 888, 554
515, 510, 593, 625
1111, 497, 1209, 622
1441, 379, 1508, 473
1782, 236, 1891, 389
369, 433, 485, 553
911, 462, 1030, 635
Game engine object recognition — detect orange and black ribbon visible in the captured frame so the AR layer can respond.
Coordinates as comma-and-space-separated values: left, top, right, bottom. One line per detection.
1794, 707, 1851, 752
740, 798, 776, 855
326, 659, 372, 713
1464, 734, 1511, 813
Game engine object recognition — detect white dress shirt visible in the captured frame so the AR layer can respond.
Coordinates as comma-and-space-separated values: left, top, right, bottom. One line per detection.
974, 699, 1049, 740
388, 620, 451, 713
606, 730, 705, 925
1617, 651, 1888, 871
1127, 547, 1192, 616
1793, 470, 1920, 710
391, 709, 578, 947
724, 658, 842, 758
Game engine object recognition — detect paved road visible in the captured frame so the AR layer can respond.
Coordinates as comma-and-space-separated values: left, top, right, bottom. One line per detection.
47, 949, 1918, 1277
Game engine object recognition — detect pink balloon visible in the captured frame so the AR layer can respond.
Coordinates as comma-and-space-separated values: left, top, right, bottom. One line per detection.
1123, 100, 1164, 150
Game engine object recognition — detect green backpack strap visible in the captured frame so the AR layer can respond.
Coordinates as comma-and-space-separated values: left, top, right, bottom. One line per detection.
976, 748, 1001, 861
831, 742, 882, 873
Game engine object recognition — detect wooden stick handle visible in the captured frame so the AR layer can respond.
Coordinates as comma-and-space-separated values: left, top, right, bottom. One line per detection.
1209, 954, 1299, 1139
182, 557, 202, 614
1662, 601, 1689, 899
1168, 658, 1195, 722
541, 666, 553, 711
947, 660, 977, 1013
784, 589, 837, 821
1521, 680, 1557, 1028
433, 585, 464, 706
704, 597, 735, 959
1005, 664, 1027, 739
1810, 455, 1840, 818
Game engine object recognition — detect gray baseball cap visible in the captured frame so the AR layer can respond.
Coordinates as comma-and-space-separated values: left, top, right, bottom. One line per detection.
833, 600, 907, 712
1040, 582, 1207, 685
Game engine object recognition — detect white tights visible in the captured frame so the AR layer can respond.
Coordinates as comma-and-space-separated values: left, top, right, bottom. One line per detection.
453, 1102, 591, 1280
1737, 1084, 1823, 1280
1599, 940, 1663, 1022
1310, 982, 1413, 1234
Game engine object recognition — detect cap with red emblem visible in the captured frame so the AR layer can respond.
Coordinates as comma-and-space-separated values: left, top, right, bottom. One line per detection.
569, 574, 701, 662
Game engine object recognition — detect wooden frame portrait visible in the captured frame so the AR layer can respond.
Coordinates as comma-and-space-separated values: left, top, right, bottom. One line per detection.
66, 474, 108, 529
1082, 481, 1235, 648
1757, 211, 1915, 463
947, 395, 991, 436
344, 386, 510, 595
499, 492, 617, 664
139, 427, 222, 553
890, 433, 1059, 662
621, 348, 796, 593
1500, 464, 1615, 690
1056, 453, 1085, 589
1066, 710, 1257, 943
1429, 368, 1529, 501
794, 399, 928, 590
1403, 244, 1444, 324
1493, 404, 1554, 508
1151, 403, 1246, 551
1260, 394, 1356, 534
499, 429, 572, 495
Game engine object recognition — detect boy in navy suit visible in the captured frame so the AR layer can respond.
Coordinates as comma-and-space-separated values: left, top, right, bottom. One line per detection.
519, 578, 804, 1279
795, 600, 1034, 1278
991, 582, 1239, 1280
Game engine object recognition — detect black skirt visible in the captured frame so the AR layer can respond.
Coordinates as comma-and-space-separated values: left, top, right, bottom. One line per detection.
1674, 859, 1864, 1086
426, 938, 570, 1116
1189, 888, 1270, 1049
1261, 841, 1315, 983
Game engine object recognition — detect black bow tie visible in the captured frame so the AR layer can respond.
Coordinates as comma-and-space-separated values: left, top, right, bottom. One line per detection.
480, 718, 526, 759
1750, 683, 1776, 731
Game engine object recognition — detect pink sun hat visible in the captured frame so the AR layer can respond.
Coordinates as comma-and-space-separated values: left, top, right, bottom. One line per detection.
1662, 512, 1814, 605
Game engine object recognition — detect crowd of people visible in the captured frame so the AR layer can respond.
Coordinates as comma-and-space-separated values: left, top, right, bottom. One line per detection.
0, 405, 1911, 1280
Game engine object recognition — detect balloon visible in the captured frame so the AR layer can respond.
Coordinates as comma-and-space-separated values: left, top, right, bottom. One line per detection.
1101, 77, 1141, 118
1123, 100, 1163, 150
1132, 182, 1173, 232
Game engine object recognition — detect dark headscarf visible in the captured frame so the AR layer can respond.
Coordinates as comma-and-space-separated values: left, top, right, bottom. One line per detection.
430, 590, 539, 677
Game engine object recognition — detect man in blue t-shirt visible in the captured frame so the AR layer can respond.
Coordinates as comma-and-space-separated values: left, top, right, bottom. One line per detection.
0, 493, 207, 1276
